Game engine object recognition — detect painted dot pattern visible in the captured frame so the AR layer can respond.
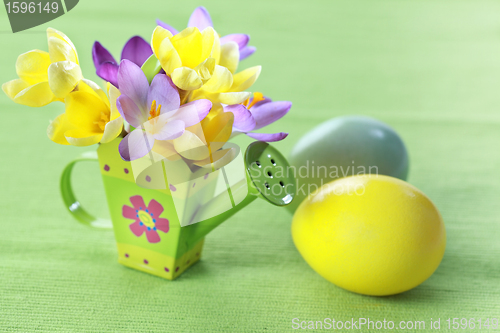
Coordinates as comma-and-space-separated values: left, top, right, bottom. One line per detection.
104, 164, 110, 171
146, 175, 151, 182
122, 252, 200, 276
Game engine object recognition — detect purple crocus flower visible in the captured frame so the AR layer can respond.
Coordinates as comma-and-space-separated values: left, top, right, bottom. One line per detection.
224, 93, 292, 142
92, 36, 153, 88
156, 6, 256, 60
116, 60, 212, 161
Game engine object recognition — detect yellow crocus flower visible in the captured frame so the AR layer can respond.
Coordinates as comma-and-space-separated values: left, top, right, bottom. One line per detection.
151, 26, 220, 91
2, 28, 82, 107
47, 80, 123, 146
151, 25, 261, 105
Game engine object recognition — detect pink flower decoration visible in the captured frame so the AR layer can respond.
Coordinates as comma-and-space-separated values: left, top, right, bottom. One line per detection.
122, 195, 169, 243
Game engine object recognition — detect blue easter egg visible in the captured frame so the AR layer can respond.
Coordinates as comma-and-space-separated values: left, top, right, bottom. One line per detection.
287, 116, 409, 213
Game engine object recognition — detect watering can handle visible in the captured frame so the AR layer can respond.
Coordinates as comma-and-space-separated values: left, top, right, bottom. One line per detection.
60, 151, 113, 229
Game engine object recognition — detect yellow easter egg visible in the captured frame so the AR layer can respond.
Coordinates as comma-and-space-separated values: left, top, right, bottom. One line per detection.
292, 175, 446, 296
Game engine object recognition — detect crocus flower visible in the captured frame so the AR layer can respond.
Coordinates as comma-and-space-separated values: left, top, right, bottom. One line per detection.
92, 36, 153, 88
2, 28, 82, 107
116, 60, 212, 161
157, 6, 256, 60
150, 25, 222, 92
224, 92, 291, 142
47, 79, 123, 146
152, 25, 261, 105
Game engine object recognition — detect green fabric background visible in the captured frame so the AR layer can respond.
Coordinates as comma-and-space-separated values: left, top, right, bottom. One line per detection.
1, 0, 499, 332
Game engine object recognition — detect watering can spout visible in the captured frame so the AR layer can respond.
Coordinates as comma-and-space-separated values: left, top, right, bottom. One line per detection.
184, 141, 296, 247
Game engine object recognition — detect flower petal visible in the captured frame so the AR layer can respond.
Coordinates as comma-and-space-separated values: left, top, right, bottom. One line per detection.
116, 94, 147, 128
80, 79, 107, 100
119, 129, 155, 161
146, 113, 173, 135
48, 61, 82, 98
147, 74, 180, 113
129, 221, 146, 237
65, 91, 108, 133
122, 205, 138, 220
188, 6, 213, 30
100, 116, 123, 144
228, 66, 261, 92
202, 111, 234, 151
220, 34, 249, 50
209, 29, 221, 65
92, 41, 116, 69
152, 26, 174, 54
245, 132, 288, 142
171, 67, 202, 91
173, 130, 210, 160
156, 19, 179, 35
147, 199, 164, 217
130, 195, 147, 210
121, 36, 153, 67
146, 230, 161, 243
224, 104, 255, 132
194, 57, 215, 82
107, 82, 121, 119
96, 62, 119, 87
202, 65, 233, 93
239, 46, 256, 60
155, 218, 169, 233
47, 113, 75, 145
157, 37, 182, 75
170, 27, 203, 69
251, 101, 292, 130
219, 42, 239, 74
15, 50, 51, 85
148, 118, 185, 141
2, 79, 29, 101
201, 27, 216, 61
218, 91, 251, 105
47, 28, 78, 64
170, 99, 212, 127
12, 81, 58, 107
64, 129, 103, 146
117, 59, 149, 109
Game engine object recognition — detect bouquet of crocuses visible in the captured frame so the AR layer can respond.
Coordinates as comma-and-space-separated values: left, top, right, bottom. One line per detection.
2, 7, 291, 166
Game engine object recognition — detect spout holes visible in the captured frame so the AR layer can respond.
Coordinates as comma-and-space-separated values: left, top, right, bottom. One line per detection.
265, 182, 270, 189
270, 158, 276, 165
267, 171, 273, 178
279, 181, 284, 187
255, 161, 261, 167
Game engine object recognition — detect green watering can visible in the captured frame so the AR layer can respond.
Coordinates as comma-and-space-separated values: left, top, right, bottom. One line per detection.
60, 138, 295, 280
